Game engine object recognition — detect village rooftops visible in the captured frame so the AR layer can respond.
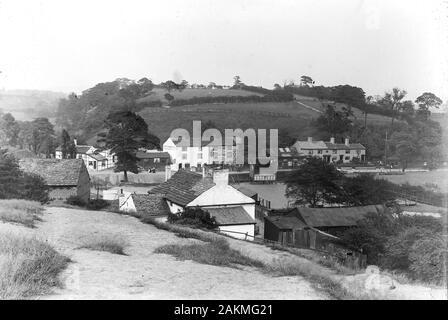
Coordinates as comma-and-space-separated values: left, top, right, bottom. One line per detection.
19, 158, 87, 186
294, 137, 365, 150
150, 170, 216, 206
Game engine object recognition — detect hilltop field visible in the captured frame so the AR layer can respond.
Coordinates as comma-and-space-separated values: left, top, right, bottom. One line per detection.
136, 89, 396, 142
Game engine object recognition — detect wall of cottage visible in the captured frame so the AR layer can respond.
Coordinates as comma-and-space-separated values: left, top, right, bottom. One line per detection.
218, 224, 255, 241
49, 187, 78, 201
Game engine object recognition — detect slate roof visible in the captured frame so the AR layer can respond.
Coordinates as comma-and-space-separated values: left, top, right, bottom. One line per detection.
150, 170, 215, 206
19, 158, 87, 186
234, 186, 258, 199
76, 145, 93, 154
265, 215, 307, 230
132, 194, 170, 216
136, 151, 171, 159
296, 205, 386, 228
324, 142, 366, 150
207, 206, 256, 226
88, 153, 107, 161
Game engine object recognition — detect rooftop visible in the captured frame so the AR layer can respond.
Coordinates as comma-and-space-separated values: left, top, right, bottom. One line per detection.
19, 158, 87, 186
132, 194, 170, 216
150, 170, 216, 206
136, 151, 171, 159
207, 206, 256, 226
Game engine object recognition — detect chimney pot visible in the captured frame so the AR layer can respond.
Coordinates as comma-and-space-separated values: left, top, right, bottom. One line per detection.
165, 165, 172, 181
213, 169, 229, 188
345, 138, 350, 146
330, 137, 335, 144
307, 137, 313, 143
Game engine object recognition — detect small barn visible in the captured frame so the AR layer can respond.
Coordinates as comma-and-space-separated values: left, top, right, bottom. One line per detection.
119, 193, 170, 218
19, 158, 90, 203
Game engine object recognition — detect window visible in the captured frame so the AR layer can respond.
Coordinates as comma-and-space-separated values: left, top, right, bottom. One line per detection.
317, 150, 322, 154
345, 150, 350, 154
308, 150, 313, 155
345, 156, 350, 160
332, 150, 337, 154
154, 158, 160, 163
198, 153, 202, 159
181, 146, 188, 152
88, 161, 94, 166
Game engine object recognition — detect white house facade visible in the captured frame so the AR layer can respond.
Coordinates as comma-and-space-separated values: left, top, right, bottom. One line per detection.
293, 137, 366, 163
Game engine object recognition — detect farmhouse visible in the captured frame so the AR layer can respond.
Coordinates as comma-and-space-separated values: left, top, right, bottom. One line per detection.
119, 193, 170, 217
293, 137, 366, 163
150, 169, 257, 240
19, 158, 90, 203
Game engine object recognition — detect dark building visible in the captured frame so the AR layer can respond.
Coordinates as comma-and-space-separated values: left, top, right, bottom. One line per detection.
136, 151, 171, 171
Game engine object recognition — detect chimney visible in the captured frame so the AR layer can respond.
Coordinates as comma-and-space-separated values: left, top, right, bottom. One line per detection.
73, 138, 78, 146
165, 165, 172, 181
330, 137, 335, 144
202, 165, 206, 178
307, 137, 313, 143
213, 169, 229, 188
345, 138, 350, 146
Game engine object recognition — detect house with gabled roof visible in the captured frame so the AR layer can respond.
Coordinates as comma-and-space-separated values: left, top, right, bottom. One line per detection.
119, 193, 170, 217
150, 169, 257, 240
19, 158, 90, 203
293, 137, 366, 163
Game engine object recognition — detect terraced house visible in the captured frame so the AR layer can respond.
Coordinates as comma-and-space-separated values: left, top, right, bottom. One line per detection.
293, 137, 366, 163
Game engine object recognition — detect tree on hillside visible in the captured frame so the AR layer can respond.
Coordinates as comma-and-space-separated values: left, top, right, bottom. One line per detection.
315, 104, 353, 139
300, 75, 315, 87
233, 75, 243, 88
285, 158, 343, 207
0, 113, 20, 146
164, 93, 174, 104
379, 88, 407, 126
98, 111, 157, 182
161, 80, 178, 93
415, 92, 443, 121
30, 118, 55, 156
273, 83, 282, 90
341, 174, 396, 206
59, 129, 77, 159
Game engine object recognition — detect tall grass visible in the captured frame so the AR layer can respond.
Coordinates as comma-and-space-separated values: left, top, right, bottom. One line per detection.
0, 200, 43, 228
155, 238, 264, 269
0, 233, 70, 299
78, 233, 129, 255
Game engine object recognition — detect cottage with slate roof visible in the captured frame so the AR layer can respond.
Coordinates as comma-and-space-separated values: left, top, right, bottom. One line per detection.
119, 193, 170, 217
293, 137, 366, 163
19, 158, 90, 203
151, 169, 257, 240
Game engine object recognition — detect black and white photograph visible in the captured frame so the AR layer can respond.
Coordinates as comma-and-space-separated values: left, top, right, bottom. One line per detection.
0, 0, 447, 305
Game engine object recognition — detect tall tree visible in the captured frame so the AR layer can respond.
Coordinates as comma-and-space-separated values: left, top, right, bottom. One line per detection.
300, 75, 315, 87
285, 158, 343, 207
415, 92, 443, 121
0, 113, 20, 146
98, 111, 157, 182
315, 104, 353, 139
30, 118, 55, 156
379, 88, 407, 127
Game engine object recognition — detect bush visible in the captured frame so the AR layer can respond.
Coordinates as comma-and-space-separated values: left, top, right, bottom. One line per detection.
168, 207, 217, 229
65, 195, 86, 207
0, 200, 43, 228
86, 199, 110, 210
409, 234, 447, 284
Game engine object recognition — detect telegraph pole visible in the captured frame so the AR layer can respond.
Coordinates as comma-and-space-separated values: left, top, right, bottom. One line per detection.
384, 130, 388, 166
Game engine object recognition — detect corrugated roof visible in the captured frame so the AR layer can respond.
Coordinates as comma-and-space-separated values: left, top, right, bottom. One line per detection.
136, 151, 170, 159
132, 194, 170, 216
19, 158, 87, 186
150, 170, 215, 206
296, 205, 386, 228
207, 206, 256, 226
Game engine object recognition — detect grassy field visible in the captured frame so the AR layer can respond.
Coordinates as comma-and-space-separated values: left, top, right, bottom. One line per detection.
379, 170, 448, 193
0, 200, 44, 228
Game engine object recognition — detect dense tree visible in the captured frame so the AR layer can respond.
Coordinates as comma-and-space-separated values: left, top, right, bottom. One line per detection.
415, 92, 443, 121
378, 88, 407, 126
315, 104, 353, 139
98, 111, 158, 182
233, 75, 243, 88
340, 174, 396, 206
300, 75, 315, 87
0, 113, 20, 146
285, 158, 343, 207
164, 93, 174, 104
30, 118, 55, 156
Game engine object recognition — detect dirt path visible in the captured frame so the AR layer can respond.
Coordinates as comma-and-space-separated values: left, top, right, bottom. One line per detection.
5, 207, 328, 300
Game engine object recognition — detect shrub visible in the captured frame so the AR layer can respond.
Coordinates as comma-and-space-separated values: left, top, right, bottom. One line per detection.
0, 233, 70, 299
168, 207, 217, 229
409, 234, 447, 284
65, 195, 86, 207
86, 199, 110, 210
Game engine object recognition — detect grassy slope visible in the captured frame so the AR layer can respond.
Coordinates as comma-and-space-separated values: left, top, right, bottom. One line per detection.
136, 89, 396, 142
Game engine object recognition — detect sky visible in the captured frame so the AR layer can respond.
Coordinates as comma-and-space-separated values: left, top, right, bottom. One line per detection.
0, 0, 447, 104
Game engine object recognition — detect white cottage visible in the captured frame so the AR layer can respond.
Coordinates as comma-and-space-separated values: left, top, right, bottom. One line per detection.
151, 169, 257, 240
